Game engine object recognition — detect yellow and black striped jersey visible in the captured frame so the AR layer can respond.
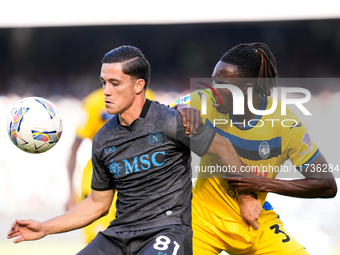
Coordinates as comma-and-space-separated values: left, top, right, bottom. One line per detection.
173, 90, 319, 222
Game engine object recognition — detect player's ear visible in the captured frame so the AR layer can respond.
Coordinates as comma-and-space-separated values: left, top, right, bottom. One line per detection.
134, 79, 145, 94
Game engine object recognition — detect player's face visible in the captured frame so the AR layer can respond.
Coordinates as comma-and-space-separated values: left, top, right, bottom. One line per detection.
211, 61, 244, 114
100, 63, 137, 115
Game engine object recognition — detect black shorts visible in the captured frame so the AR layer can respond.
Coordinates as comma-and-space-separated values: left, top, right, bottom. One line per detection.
77, 224, 192, 255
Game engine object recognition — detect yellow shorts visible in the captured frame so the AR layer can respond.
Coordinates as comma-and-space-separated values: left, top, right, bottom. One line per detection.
192, 197, 309, 255
78, 159, 117, 244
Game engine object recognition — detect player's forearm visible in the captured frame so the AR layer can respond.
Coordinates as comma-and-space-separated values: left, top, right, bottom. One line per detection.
43, 195, 108, 235
259, 178, 337, 198
208, 134, 240, 166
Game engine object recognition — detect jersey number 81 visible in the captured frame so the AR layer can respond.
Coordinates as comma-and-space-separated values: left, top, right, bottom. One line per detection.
153, 235, 180, 255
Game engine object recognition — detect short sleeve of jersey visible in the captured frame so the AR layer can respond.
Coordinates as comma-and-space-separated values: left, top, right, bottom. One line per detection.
91, 134, 115, 191
282, 114, 319, 170
169, 91, 207, 123
173, 111, 216, 157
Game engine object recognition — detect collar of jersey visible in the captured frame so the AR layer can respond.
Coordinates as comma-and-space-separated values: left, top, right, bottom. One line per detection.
117, 99, 152, 131
228, 97, 267, 130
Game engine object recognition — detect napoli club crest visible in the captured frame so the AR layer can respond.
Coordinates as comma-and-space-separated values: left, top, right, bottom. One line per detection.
148, 132, 163, 146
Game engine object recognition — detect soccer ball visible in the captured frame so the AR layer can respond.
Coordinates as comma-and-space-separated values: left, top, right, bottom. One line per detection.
7, 97, 63, 153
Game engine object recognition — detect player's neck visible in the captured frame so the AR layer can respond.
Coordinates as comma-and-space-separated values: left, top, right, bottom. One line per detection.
233, 94, 263, 127
118, 95, 146, 126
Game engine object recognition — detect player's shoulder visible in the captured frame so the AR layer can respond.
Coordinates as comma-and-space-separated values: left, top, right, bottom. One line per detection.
148, 101, 183, 136
266, 97, 304, 128
169, 94, 191, 107
267, 97, 299, 119
168, 91, 202, 108
150, 100, 180, 119
93, 114, 118, 144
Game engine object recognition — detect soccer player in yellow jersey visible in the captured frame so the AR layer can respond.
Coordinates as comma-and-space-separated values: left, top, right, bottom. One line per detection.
173, 43, 337, 255
66, 87, 156, 243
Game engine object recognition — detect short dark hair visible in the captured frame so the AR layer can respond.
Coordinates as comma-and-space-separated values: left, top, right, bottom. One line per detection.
220, 42, 278, 97
102, 45, 151, 90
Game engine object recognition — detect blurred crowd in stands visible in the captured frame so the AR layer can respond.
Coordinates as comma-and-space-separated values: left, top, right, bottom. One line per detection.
1, 19, 340, 99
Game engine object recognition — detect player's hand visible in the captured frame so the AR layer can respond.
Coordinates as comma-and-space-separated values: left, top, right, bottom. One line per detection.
238, 194, 262, 230
172, 104, 203, 137
222, 164, 259, 179
7, 219, 46, 243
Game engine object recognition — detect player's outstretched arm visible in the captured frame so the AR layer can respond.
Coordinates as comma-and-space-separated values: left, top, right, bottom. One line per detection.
7, 189, 115, 243
226, 152, 337, 198
206, 132, 257, 179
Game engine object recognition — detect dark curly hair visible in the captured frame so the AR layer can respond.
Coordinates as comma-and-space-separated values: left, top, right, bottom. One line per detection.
220, 42, 278, 97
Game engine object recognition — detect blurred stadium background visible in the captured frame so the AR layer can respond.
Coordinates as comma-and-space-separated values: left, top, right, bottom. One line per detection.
1, 1, 340, 254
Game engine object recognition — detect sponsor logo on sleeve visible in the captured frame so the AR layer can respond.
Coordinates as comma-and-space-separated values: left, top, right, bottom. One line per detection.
301, 132, 312, 146
299, 132, 314, 155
